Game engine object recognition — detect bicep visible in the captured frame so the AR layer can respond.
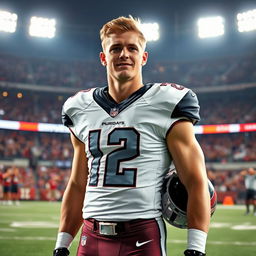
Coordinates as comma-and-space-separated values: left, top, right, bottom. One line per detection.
166, 121, 206, 187
69, 133, 88, 188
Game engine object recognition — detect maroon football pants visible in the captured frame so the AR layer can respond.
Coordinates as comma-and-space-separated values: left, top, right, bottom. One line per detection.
77, 218, 167, 256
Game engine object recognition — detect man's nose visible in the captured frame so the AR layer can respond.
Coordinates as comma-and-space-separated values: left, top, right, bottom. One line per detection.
120, 48, 129, 59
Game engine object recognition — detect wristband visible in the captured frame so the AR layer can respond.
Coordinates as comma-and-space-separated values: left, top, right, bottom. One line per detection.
187, 229, 207, 253
55, 232, 73, 249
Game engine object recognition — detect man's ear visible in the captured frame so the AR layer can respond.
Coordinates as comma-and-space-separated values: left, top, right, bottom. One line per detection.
100, 52, 107, 66
142, 51, 148, 66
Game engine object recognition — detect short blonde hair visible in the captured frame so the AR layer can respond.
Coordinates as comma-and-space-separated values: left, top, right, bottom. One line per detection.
100, 15, 146, 49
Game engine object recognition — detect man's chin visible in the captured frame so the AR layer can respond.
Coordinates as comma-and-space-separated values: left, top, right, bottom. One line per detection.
117, 72, 132, 82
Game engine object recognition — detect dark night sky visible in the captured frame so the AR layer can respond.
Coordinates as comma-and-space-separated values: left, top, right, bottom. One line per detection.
2, 0, 254, 24
0, 0, 255, 60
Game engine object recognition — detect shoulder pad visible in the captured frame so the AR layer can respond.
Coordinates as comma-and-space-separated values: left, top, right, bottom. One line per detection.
171, 90, 200, 124
61, 88, 95, 127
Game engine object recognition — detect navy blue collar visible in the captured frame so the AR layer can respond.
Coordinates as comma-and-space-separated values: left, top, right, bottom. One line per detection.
93, 83, 153, 117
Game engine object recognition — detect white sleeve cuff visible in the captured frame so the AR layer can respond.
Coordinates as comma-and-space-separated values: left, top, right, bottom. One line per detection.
55, 232, 74, 249
187, 228, 207, 253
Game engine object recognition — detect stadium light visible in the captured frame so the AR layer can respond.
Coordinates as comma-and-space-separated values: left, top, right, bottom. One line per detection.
0, 10, 17, 33
197, 16, 225, 39
139, 22, 160, 41
237, 9, 256, 32
2, 91, 8, 97
29, 16, 56, 38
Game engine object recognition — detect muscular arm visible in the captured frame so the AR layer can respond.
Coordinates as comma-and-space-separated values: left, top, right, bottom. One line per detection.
167, 121, 210, 232
58, 133, 88, 237
240, 170, 247, 176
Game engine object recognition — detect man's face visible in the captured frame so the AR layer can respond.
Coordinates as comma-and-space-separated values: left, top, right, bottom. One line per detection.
248, 168, 255, 175
100, 31, 148, 83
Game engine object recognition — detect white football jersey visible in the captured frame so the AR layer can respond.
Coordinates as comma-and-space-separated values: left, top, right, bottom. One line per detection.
245, 175, 256, 190
62, 83, 200, 221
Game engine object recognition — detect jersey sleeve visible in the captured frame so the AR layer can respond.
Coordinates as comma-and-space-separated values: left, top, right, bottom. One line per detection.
171, 90, 200, 124
60, 89, 94, 142
61, 98, 81, 140
61, 109, 73, 127
144, 83, 200, 139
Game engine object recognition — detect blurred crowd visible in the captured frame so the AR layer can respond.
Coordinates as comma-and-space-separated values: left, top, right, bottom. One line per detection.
1, 130, 256, 164
198, 91, 256, 125
1, 88, 256, 126
0, 164, 250, 204
1, 53, 256, 88
198, 133, 256, 162
206, 168, 249, 204
1, 53, 256, 125
207, 169, 245, 193
0, 166, 36, 204
0, 54, 105, 88
146, 56, 256, 87
0, 165, 70, 203
0, 130, 255, 202
0, 91, 64, 123
0, 131, 72, 161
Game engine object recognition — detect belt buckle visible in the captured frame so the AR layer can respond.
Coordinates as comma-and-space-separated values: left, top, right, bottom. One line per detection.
99, 222, 117, 236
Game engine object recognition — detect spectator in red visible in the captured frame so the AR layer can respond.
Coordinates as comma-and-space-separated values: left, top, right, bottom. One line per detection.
3, 167, 12, 205
46, 174, 59, 201
10, 166, 20, 205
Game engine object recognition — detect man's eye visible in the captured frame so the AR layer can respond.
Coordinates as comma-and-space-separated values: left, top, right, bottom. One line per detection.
110, 47, 121, 52
129, 47, 137, 51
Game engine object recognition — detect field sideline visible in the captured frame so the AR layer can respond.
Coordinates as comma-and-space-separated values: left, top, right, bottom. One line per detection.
0, 202, 256, 256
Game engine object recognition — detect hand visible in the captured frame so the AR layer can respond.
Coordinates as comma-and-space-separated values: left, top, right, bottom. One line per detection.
53, 247, 70, 256
184, 249, 206, 256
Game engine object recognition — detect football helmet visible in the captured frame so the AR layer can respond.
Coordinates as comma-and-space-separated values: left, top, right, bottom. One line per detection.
161, 169, 217, 229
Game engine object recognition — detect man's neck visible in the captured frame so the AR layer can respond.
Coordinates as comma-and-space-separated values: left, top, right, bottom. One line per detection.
107, 78, 144, 103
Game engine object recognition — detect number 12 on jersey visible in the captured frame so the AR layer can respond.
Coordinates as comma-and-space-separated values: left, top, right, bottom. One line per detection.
88, 128, 140, 187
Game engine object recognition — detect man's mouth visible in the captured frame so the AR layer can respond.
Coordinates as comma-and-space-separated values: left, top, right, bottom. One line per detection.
116, 63, 132, 66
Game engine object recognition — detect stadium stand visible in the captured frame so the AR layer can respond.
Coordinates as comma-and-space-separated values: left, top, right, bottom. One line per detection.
1, 53, 256, 88
1, 131, 255, 163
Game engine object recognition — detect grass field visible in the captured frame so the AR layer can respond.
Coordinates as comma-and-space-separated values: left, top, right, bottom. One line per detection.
0, 202, 256, 256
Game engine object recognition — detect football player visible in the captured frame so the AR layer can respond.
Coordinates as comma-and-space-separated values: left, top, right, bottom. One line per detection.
240, 168, 256, 216
53, 16, 211, 256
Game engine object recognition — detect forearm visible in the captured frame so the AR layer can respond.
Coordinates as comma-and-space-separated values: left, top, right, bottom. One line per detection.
187, 181, 210, 232
59, 181, 85, 237
181, 144, 210, 253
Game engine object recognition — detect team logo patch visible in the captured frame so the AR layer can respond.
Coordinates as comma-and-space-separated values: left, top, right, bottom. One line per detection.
110, 108, 119, 117
160, 83, 184, 90
81, 235, 87, 246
